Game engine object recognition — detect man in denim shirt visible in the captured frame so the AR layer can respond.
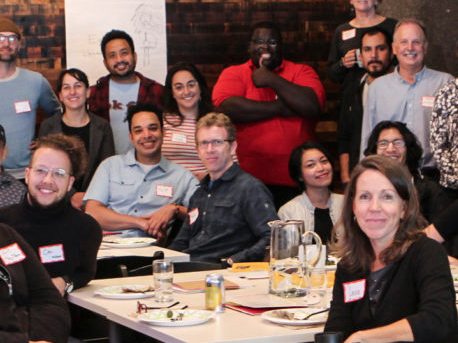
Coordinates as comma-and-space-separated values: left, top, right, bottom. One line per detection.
169, 113, 278, 265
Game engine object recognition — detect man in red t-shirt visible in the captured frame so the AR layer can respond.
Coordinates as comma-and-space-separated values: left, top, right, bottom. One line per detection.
212, 21, 326, 208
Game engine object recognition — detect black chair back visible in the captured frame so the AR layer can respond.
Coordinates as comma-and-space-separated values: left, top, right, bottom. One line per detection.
95, 251, 164, 279
173, 261, 223, 273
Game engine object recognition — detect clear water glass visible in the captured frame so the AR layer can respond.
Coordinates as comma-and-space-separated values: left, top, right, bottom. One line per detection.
153, 259, 174, 302
307, 267, 328, 308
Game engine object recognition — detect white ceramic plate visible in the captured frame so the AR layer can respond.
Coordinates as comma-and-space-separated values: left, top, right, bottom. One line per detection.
102, 237, 156, 248
94, 285, 155, 299
138, 310, 214, 327
261, 308, 328, 326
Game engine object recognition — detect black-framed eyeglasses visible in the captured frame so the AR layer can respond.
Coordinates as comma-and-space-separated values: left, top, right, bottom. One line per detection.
251, 38, 279, 46
31, 166, 71, 180
0, 35, 19, 44
136, 301, 184, 314
197, 139, 233, 149
376, 139, 405, 150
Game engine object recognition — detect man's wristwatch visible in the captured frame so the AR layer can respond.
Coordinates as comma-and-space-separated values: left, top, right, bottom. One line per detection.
65, 281, 74, 294
62, 276, 74, 294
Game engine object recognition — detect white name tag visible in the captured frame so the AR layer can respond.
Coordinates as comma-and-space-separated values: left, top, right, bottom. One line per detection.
343, 279, 366, 303
171, 133, 187, 143
0, 243, 26, 265
156, 185, 173, 198
188, 208, 199, 225
342, 28, 356, 41
39, 244, 65, 264
421, 96, 435, 108
14, 100, 32, 114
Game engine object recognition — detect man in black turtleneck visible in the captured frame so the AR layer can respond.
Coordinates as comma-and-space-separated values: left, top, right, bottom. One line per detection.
0, 133, 102, 296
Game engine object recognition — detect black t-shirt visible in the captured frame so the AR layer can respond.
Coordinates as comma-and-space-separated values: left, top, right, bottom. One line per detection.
61, 120, 90, 191
314, 207, 333, 243
61, 120, 90, 153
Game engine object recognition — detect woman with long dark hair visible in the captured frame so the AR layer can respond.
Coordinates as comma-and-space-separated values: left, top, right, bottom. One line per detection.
161, 62, 213, 180
325, 155, 457, 342
278, 141, 343, 243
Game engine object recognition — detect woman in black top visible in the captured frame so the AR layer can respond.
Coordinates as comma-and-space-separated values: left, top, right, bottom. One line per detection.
325, 155, 457, 342
39, 69, 115, 206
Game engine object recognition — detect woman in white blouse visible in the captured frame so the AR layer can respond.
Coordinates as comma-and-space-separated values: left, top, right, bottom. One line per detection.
278, 142, 343, 243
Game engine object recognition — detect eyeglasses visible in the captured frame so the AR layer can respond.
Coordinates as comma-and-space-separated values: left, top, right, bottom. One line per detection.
136, 301, 186, 314
172, 80, 198, 92
30, 166, 70, 180
376, 139, 406, 149
251, 39, 279, 46
0, 35, 19, 44
197, 139, 233, 149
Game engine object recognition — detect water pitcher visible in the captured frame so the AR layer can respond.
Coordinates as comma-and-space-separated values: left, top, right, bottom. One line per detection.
268, 220, 322, 297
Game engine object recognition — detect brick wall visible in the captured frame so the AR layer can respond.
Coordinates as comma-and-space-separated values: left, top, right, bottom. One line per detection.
3, 0, 350, 119
3, 0, 456, 127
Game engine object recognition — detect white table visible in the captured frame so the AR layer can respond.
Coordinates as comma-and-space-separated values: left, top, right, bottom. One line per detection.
68, 270, 324, 343
97, 245, 190, 263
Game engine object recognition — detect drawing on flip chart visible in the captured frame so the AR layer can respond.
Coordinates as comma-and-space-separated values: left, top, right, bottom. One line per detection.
65, 0, 167, 85
131, 3, 163, 66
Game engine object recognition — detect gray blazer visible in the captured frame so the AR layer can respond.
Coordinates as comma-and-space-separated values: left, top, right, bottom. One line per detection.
38, 112, 115, 191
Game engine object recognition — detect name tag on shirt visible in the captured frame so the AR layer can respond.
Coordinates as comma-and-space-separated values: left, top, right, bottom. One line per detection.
421, 96, 435, 108
188, 208, 199, 225
0, 243, 26, 265
39, 244, 65, 264
171, 133, 187, 143
342, 28, 356, 41
156, 185, 174, 198
14, 100, 31, 114
343, 279, 366, 303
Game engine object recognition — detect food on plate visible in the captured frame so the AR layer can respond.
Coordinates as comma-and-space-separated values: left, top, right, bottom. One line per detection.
121, 285, 154, 293
167, 310, 184, 321
271, 309, 309, 320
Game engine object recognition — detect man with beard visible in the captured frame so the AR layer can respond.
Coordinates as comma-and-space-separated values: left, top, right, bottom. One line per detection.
89, 29, 164, 154
212, 21, 326, 209
84, 103, 198, 241
0, 134, 102, 296
0, 17, 60, 180
339, 28, 394, 184
360, 19, 454, 172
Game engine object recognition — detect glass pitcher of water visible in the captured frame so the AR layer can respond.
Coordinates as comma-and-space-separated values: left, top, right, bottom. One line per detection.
268, 220, 322, 298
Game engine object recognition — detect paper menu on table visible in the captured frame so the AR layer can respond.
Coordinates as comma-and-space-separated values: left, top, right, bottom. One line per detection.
226, 292, 308, 309
231, 262, 269, 279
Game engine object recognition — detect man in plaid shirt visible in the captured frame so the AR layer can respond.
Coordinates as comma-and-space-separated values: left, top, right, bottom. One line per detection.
89, 29, 163, 155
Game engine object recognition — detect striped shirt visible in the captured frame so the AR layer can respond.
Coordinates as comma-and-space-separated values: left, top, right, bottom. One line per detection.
162, 113, 206, 176
162, 113, 238, 178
